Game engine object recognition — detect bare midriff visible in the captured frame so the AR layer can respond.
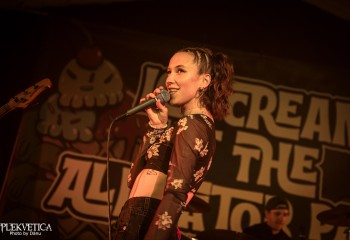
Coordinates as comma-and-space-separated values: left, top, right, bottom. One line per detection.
129, 169, 167, 200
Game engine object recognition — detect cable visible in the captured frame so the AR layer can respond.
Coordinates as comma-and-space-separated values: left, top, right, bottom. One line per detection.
106, 115, 123, 240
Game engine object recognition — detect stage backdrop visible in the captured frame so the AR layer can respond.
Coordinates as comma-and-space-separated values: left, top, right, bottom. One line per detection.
0, 16, 349, 240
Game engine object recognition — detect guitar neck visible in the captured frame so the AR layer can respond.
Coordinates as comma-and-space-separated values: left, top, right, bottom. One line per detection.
0, 103, 13, 119
0, 78, 52, 119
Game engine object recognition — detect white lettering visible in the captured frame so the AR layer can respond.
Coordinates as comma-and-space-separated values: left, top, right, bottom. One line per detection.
309, 203, 334, 240
301, 97, 331, 142
211, 184, 263, 230
333, 101, 350, 147
234, 131, 317, 197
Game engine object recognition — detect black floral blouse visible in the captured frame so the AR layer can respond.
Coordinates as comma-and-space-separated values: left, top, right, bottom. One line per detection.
128, 114, 216, 239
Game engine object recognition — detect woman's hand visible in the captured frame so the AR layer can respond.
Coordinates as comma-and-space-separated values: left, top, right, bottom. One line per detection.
141, 86, 168, 128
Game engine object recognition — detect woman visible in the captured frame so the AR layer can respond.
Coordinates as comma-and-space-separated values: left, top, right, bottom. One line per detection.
115, 47, 234, 240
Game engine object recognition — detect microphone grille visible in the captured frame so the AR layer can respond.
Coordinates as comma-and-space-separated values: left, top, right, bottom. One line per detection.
158, 90, 170, 104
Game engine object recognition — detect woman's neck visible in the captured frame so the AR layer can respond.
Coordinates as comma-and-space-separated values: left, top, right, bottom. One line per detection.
182, 107, 214, 121
182, 107, 206, 115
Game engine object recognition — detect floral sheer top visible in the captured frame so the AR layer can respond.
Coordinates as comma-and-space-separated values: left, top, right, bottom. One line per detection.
127, 114, 216, 239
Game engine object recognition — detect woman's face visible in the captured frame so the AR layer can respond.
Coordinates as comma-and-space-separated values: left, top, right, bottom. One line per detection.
166, 52, 203, 111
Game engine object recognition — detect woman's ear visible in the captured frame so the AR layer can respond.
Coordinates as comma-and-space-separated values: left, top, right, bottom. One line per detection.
201, 73, 211, 88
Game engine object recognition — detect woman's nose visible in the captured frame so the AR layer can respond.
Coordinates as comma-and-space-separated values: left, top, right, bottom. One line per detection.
165, 76, 174, 85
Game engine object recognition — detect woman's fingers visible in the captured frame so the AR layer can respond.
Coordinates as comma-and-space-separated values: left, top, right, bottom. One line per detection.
140, 87, 168, 125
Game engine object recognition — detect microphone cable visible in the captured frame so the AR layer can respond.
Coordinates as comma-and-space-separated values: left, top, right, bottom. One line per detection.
106, 115, 123, 240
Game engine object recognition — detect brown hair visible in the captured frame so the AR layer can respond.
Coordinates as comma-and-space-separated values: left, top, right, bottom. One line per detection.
177, 47, 234, 120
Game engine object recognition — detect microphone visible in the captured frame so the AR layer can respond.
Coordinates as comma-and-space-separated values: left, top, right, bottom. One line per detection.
117, 89, 170, 120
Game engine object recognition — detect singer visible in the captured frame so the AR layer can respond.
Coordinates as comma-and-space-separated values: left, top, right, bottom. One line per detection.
114, 47, 234, 240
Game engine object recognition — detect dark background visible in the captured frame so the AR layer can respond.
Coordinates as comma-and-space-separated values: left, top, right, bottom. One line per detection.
1, 0, 349, 201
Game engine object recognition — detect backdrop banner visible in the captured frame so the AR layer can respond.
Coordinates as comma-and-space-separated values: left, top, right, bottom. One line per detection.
0, 18, 349, 240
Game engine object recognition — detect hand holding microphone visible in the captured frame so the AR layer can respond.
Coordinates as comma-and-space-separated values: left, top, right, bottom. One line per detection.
141, 87, 170, 128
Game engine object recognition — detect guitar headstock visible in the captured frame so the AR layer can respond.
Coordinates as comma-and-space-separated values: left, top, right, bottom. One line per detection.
8, 78, 52, 110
